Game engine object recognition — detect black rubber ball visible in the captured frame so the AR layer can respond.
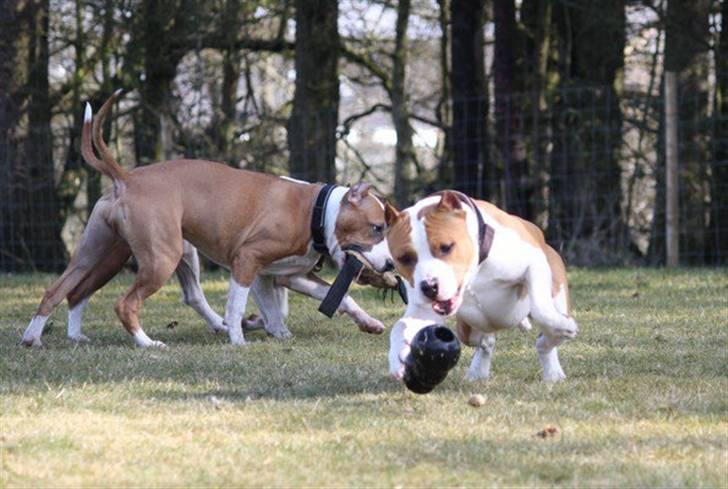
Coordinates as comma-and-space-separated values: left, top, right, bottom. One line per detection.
403, 325, 461, 394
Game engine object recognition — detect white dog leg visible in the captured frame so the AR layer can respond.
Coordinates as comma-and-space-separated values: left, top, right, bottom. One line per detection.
388, 320, 408, 379
388, 317, 434, 380
67, 297, 90, 343
527, 261, 578, 340
279, 275, 385, 334
250, 276, 292, 338
21, 314, 50, 348
175, 242, 227, 333
225, 280, 250, 345
536, 333, 566, 382
466, 334, 496, 380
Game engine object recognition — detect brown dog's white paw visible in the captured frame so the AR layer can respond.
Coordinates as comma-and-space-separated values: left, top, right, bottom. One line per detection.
357, 317, 385, 335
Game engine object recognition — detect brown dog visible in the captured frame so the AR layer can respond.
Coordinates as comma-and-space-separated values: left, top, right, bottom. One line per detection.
21, 91, 394, 348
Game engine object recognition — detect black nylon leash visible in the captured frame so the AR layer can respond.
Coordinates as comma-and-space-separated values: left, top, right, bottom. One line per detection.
318, 254, 364, 317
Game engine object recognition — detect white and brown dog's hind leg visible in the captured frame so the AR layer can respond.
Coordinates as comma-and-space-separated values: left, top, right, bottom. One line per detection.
277, 273, 385, 334
249, 275, 292, 339
466, 335, 497, 381
174, 241, 228, 334
525, 257, 578, 341
531, 245, 576, 382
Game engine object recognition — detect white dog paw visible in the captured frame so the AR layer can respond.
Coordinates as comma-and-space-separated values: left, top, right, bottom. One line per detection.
20, 337, 42, 348
551, 317, 578, 340
465, 370, 490, 382
267, 327, 293, 339
210, 322, 229, 334
388, 355, 405, 380
357, 317, 385, 335
542, 364, 566, 383
68, 334, 90, 344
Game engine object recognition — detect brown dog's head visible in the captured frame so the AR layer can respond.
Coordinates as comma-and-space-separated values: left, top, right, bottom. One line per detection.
330, 183, 394, 277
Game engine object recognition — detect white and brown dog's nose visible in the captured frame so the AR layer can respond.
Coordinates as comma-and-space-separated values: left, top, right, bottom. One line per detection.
419, 278, 439, 300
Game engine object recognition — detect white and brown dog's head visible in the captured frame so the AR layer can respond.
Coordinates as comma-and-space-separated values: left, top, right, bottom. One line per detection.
385, 191, 480, 319
328, 183, 393, 276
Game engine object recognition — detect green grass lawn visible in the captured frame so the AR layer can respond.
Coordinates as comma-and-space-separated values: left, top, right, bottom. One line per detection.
1, 268, 726, 487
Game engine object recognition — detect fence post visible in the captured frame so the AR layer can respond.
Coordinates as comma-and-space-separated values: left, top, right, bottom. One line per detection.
665, 71, 679, 267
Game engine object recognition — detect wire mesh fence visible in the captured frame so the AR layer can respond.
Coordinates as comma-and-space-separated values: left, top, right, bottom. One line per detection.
1, 83, 726, 272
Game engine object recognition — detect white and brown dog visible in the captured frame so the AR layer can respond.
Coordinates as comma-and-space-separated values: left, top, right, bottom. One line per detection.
384, 191, 579, 383
21, 92, 394, 348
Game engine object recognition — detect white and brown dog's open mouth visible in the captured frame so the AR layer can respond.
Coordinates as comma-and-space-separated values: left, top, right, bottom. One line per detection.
431, 287, 463, 316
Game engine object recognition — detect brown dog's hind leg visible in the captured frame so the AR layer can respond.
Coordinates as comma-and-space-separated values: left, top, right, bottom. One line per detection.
65, 239, 132, 343
114, 242, 182, 348
21, 208, 121, 348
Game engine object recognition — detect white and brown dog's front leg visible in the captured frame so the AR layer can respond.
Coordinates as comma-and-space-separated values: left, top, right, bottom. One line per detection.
277, 274, 385, 334
387, 317, 434, 379
175, 241, 228, 334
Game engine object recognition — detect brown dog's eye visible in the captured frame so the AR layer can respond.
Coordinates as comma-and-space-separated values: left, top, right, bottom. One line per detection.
439, 242, 455, 255
398, 253, 416, 267
372, 224, 385, 235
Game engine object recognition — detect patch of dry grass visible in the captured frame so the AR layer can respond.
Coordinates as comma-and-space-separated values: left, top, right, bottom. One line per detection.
1, 268, 726, 487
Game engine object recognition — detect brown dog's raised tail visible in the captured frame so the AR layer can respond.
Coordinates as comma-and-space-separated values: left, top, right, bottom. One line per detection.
81, 89, 127, 188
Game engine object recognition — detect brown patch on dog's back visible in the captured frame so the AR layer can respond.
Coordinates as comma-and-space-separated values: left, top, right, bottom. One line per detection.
474, 199, 570, 312
386, 213, 416, 286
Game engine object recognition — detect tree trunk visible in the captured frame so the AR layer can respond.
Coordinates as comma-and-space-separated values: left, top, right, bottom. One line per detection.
287, 0, 339, 183
493, 0, 532, 219
710, 0, 728, 264
392, 0, 416, 207
0, 0, 65, 271
134, 0, 188, 165
450, 0, 489, 199
211, 0, 243, 166
436, 0, 452, 187
548, 0, 625, 263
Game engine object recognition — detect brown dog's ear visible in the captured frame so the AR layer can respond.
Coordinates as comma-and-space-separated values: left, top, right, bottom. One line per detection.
346, 182, 372, 206
384, 201, 401, 226
437, 191, 463, 211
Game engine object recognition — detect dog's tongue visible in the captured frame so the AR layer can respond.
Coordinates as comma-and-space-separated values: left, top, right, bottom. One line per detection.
433, 297, 457, 316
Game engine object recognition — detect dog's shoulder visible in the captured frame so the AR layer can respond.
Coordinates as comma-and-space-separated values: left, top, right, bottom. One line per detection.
472, 200, 544, 248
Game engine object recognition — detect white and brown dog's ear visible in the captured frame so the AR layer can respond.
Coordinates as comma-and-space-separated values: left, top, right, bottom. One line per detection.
346, 182, 372, 206
437, 191, 463, 212
384, 201, 401, 226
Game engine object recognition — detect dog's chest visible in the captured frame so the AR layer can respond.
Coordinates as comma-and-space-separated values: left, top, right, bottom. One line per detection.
259, 247, 320, 276
458, 270, 530, 332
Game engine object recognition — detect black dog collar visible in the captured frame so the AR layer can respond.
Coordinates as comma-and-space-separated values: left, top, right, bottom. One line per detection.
311, 183, 337, 255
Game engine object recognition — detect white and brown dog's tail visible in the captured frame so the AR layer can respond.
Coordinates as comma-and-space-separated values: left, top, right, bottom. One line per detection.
81, 89, 127, 187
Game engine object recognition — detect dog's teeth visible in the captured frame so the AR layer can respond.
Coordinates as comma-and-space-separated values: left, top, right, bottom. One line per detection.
84, 103, 92, 122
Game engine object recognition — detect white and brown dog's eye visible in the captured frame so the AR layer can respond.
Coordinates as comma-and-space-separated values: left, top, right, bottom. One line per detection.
372, 224, 385, 235
439, 242, 455, 255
